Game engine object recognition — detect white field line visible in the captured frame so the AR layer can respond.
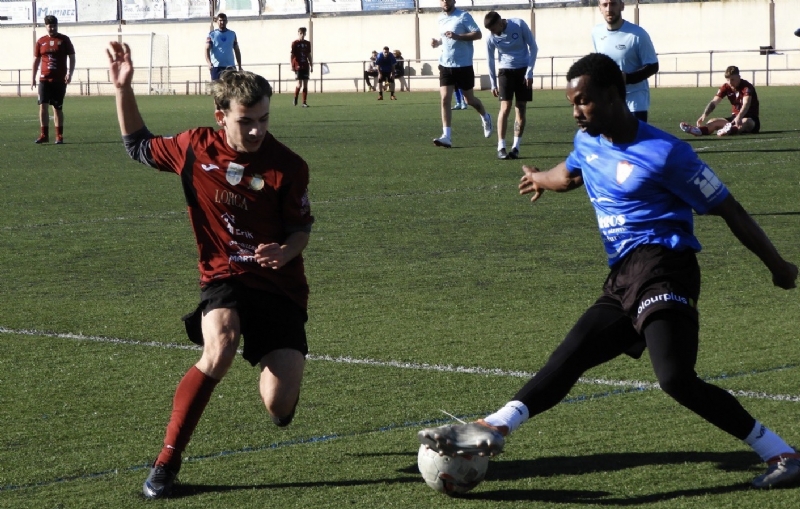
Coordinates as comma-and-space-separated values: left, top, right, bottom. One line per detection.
3, 326, 799, 402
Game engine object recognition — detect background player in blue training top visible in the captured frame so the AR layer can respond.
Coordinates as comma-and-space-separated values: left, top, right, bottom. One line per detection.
418, 52, 800, 490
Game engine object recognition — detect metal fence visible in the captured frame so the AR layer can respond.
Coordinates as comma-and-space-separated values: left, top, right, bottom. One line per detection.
3, 48, 800, 97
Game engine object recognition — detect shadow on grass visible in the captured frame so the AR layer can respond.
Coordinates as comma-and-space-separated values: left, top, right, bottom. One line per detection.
167, 476, 421, 498
469, 450, 758, 504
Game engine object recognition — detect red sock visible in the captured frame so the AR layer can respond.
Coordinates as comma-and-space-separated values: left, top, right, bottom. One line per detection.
56, 126, 63, 137
700, 126, 710, 135
41, 126, 49, 138
155, 366, 219, 468
728, 125, 739, 134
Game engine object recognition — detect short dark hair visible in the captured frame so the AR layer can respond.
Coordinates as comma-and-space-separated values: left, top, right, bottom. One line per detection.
298, 27, 307, 34
566, 53, 626, 101
215, 13, 227, 20
44, 15, 58, 25
724, 65, 740, 78
484, 11, 501, 28
211, 70, 273, 111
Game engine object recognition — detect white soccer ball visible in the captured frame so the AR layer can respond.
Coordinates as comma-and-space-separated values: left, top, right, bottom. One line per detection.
417, 444, 489, 495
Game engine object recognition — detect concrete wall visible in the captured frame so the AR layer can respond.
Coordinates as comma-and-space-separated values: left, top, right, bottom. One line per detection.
2, 0, 799, 94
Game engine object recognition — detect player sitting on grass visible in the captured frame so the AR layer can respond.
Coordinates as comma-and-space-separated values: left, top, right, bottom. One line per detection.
679, 65, 760, 137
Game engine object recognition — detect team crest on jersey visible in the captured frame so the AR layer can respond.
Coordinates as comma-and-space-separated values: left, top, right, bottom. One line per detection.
226, 162, 245, 185
50, 40, 55, 46
249, 174, 265, 191
616, 161, 634, 184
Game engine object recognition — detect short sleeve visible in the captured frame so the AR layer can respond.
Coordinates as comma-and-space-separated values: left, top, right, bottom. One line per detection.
662, 141, 729, 215
148, 131, 193, 175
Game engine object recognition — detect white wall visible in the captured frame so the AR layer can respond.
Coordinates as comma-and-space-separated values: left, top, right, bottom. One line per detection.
2, 0, 799, 94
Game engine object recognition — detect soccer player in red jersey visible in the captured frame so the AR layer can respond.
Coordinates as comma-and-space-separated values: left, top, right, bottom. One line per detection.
107, 41, 314, 499
680, 65, 760, 137
31, 15, 75, 144
290, 27, 312, 107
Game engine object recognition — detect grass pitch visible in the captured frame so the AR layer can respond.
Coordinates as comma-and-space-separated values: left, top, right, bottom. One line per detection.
1, 85, 799, 508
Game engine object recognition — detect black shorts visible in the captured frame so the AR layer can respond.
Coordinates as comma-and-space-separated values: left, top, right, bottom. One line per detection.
37, 81, 67, 109
378, 73, 394, 83
725, 115, 760, 134
181, 279, 309, 366
438, 65, 475, 91
295, 69, 310, 81
497, 68, 532, 102
598, 244, 700, 333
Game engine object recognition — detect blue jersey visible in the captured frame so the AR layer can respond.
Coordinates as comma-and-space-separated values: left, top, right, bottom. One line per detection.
437, 8, 480, 68
485, 17, 538, 90
565, 122, 729, 267
592, 20, 658, 113
375, 52, 397, 73
207, 29, 237, 68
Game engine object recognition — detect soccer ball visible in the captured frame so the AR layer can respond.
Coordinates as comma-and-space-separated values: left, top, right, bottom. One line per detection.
417, 444, 489, 495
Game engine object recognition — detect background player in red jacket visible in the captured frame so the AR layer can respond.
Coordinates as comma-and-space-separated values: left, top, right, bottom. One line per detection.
31, 15, 75, 144
107, 41, 314, 500
680, 65, 760, 137
290, 27, 313, 107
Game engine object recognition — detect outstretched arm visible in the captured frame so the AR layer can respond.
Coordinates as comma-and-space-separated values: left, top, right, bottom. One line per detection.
107, 42, 144, 136
708, 194, 798, 289
698, 96, 722, 125
518, 161, 584, 203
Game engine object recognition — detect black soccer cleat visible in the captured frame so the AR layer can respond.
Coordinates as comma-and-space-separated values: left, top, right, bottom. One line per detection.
142, 463, 178, 500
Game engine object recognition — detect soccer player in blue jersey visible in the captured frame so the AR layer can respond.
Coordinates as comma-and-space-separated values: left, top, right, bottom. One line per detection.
592, 0, 658, 122
430, 0, 492, 148
205, 13, 242, 80
484, 11, 538, 160
419, 52, 800, 489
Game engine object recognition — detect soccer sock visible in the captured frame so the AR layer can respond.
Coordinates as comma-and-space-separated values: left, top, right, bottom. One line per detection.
483, 401, 529, 433
728, 125, 739, 134
156, 366, 219, 468
41, 126, 49, 138
302, 91, 308, 103
56, 126, 63, 138
498, 140, 506, 150
513, 137, 521, 150
700, 126, 710, 135
443, 127, 452, 138
744, 421, 796, 462
294, 87, 300, 99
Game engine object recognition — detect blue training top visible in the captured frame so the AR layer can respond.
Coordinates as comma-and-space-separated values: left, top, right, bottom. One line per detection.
564, 121, 729, 267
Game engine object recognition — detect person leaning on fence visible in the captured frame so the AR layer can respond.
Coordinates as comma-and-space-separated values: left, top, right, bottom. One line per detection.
106, 41, 315, 500
32, 15, 75, 144
205, 13, 242, 80
679, 65, 760, 137
363, 50, 379, 92
393, 49, 408, 92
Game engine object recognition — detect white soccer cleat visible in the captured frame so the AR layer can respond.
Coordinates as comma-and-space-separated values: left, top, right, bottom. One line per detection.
418, 421, 505, 457
433, 136, 452, 148
482, 114, 493, 138
716, 122, 734, 136
752, 454, 800, 488
679, 122, 702, 136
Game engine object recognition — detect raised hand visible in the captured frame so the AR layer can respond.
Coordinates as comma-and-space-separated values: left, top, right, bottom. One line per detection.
107, 41, 134, 89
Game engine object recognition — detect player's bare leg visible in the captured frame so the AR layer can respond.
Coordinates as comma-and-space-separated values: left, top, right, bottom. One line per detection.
260, 349, 305, 426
